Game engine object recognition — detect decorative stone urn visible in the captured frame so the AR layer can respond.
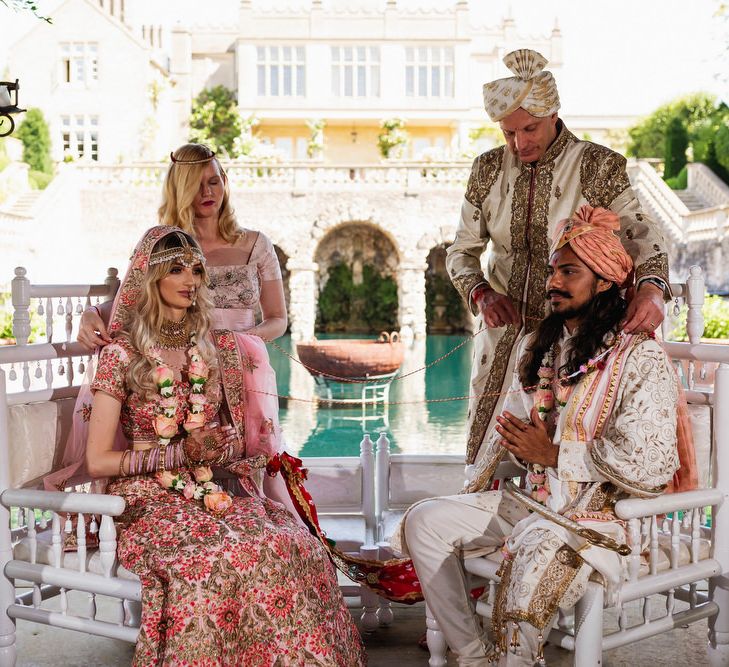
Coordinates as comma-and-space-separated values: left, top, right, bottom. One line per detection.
296, 331, 404, 379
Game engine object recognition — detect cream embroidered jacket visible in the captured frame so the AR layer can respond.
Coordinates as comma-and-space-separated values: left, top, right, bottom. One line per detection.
467, 331, 680, 500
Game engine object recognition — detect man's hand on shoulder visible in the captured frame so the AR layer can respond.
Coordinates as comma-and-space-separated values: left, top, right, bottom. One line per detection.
472, 285, 521, 328
622, 281, 665, 334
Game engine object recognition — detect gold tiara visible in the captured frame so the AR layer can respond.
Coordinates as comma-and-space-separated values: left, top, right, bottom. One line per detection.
149, 233, 206, 267
170, 150, 216, 165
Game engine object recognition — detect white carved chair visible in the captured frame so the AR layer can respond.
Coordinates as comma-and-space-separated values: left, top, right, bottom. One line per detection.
370, 433, 473, 627
374, 434, 468, 545
424, 266, 729, 666
300, 436, 385, 631
0, 267, 382, 666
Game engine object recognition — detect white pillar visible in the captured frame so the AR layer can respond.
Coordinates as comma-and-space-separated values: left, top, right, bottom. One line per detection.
397, 262, 427, 341
288, 260, 318, 342
169, 25, 192, 144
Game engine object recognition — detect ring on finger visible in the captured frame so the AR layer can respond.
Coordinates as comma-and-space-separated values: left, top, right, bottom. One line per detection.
202, 435, 217, 448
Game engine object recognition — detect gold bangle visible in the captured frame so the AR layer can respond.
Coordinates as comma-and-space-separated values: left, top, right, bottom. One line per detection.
141, 449, 150, 474
118, 449, 129, 477
158, 444, 167, 473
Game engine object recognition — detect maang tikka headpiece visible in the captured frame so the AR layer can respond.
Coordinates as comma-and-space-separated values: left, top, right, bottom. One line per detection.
148, 232, 206, 267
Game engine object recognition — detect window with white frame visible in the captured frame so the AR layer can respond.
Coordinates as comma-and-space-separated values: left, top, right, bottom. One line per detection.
60, 42, 99, 85
331, 46, 380, 97
256, 46, 306, 97
405, 46, 454, 98
61, 115, 99, 161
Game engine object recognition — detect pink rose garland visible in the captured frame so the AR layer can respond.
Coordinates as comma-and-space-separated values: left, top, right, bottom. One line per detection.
151, 332, 232, 515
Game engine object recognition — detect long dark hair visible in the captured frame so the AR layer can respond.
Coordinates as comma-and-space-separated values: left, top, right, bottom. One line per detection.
518, 284, 626, 389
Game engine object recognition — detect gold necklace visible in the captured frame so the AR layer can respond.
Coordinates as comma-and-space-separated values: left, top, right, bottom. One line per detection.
158, 317, 189, 349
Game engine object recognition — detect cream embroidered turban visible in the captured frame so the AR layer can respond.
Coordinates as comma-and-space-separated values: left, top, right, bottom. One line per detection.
483, 49, 560, 122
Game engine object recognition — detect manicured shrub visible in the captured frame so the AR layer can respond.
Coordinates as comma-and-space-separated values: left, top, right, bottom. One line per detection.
16, 108, 52, 174
663, 116, 688, 180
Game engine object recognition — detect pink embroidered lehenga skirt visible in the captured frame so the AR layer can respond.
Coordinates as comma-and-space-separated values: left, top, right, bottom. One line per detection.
108, 476, 366, 667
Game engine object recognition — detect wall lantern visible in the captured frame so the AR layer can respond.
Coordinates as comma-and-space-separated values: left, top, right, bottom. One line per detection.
0, 80, 26, 137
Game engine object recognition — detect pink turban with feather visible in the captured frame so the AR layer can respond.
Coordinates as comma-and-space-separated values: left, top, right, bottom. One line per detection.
550, 204, 633, 286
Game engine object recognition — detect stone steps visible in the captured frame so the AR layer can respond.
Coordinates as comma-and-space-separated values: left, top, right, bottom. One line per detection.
675, 189, 710, 211
4, 190, 42, 218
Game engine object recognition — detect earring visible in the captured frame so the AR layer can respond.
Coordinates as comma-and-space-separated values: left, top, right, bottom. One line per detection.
190, 288, 197, 307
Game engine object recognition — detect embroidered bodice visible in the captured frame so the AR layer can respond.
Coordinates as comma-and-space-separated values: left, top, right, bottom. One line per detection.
91, 338, 221, 442
205, 231, 281, 331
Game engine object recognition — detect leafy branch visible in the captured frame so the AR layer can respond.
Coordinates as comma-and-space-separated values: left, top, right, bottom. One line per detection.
0, 0, 52, 23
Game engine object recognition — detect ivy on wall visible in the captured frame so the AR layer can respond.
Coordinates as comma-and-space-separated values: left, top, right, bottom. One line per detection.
316, 262, 398, 333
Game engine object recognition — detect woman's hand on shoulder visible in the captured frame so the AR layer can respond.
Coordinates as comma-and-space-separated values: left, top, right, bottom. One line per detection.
78, 307, 112, 351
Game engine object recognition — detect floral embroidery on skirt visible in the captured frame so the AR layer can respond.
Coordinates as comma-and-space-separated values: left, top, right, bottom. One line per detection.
109, 477, 365, 667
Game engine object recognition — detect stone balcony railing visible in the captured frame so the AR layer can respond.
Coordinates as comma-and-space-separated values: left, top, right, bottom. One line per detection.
687, 163, 729, 210
71, 161, 474, 192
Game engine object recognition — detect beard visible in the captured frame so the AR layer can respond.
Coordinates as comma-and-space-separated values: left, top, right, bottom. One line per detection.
545, 285, 598, 325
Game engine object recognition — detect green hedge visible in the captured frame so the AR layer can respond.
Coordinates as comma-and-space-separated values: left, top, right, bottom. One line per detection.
316, 262, 398, 333
670, 295, 729, 341
665, 165, 688, 190
0, 293, 46, 342
28, 169, 53, 190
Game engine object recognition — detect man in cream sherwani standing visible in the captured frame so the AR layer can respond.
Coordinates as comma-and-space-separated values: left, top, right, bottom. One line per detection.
447, 48, 671, 467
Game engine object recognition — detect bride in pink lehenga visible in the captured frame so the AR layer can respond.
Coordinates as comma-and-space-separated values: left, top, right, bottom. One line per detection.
77, 225, 365, 666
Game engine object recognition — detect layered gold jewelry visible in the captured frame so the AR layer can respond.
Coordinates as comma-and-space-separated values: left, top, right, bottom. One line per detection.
157, 317, 189, 349
148, 232, 206, 267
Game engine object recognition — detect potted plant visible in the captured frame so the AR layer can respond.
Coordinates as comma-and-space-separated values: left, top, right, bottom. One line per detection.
377, 118, 409, 160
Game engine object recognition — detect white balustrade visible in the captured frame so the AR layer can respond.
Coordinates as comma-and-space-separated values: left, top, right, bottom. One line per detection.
684, 207, 729, 242
627, 159, 689, 242
69, 161, 473, 193
3, 267, 119, 396
687, 163, 729, 210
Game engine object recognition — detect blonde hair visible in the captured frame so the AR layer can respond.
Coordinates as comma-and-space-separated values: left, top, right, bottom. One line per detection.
158, 143, 241, 244
122, 232, 219, 399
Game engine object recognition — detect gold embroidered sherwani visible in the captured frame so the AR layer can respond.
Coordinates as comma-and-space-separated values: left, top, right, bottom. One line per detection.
400, 330, 679, 665
447, 122, 670, 465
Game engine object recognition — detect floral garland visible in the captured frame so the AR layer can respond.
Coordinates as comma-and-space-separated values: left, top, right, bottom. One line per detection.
150, 332, 233, 515
528, 348, 565, 504
156, 467, 233, 516
528, 333, 624, 504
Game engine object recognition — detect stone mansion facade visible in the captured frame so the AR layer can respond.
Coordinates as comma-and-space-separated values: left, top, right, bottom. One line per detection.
7, 1, 724, 342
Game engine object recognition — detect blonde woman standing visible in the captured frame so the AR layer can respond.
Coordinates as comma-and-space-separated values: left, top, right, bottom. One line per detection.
78, 143, 286, 347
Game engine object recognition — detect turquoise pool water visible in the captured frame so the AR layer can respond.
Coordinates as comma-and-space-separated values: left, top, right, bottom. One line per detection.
269, 334, 473, 457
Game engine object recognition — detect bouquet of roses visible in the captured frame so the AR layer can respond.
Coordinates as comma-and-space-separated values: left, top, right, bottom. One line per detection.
155, 466, 233, 516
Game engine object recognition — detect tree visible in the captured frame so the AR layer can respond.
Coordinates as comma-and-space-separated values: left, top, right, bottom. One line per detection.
16, 108, 52, 174
715, 117, 729, 175
377, 118, 409, 159
704, 135, 729, 184
663, 116, 688, 180
189, 86, 242, 157
0, 0, 51, 22
627, 93, 722, 159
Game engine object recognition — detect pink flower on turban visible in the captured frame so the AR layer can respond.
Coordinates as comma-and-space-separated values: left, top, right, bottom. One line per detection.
550, 204, 633, 286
